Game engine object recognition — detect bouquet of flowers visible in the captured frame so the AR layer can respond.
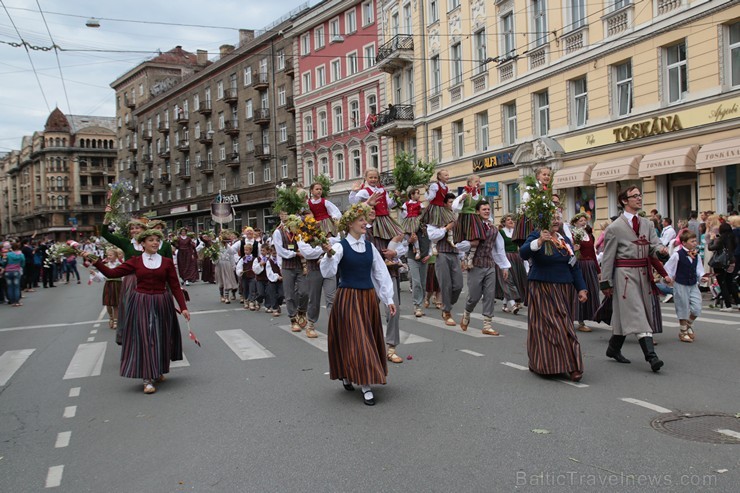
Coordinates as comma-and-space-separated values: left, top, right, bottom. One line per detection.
287, 215, 329, 249
57, 242, 99, 263
571, 226, 586, 259
273, 182, 308, 215
392, 152, 436, 205
201, 244, 221, 262
519, 175, 557, 255
105, 180, 134, 229
43, 243, 65, 268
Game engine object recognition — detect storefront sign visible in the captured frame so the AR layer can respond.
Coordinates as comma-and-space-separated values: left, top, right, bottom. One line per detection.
171, 206, 188, 214
612, 115, 683, 143
216, 193, 240, 204
485, 182, 499, 197
472, 152, 514, 172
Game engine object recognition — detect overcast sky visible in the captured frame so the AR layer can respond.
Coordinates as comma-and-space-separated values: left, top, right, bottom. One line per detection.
0, 0, 313, 151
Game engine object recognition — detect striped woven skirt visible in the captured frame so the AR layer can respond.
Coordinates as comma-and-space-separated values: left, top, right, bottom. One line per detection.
650, 294, 663, 334
116, 275, 137, 344
575, 259, 600, 322
318, 217, 339, 236
372, 214, 405, 240
454, 213, 486, 243
426, 262, 440, 292
400, 215, 422, 234
120, 290, 183, 379
102, 279, 122, 307
527, 281, 583, 376
327, 287, 387, 386
512, 213, 534, 244
420, 204, 456, 228
494, 252, 528, 305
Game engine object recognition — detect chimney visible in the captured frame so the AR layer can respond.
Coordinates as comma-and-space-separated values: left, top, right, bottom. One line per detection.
219, 44, 235, 58
196, 49, 208, 66
239, 29, 255, 47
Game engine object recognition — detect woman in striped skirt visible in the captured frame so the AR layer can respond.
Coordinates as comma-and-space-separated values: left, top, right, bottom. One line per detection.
98, 247, 124, 329
424, 255, 442, 309
520, 216, 588, 382
496, 214, 527, 312
320, 203, 396, 406
84, 229, 190, 394
570, 214, 600, 332
348, 168, 405, 240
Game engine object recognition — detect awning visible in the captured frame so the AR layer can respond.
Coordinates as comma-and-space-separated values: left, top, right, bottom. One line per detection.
695, 138, 740, 170
590, 155, 642, 184
638, 145, 699, 177
552, 163, 595, 188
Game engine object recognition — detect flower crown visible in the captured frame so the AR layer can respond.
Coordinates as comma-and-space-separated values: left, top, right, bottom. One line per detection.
338, 203, 372, 233
135, 229, 164, 244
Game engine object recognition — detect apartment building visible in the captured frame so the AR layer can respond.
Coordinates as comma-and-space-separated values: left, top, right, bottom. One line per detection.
376, 0, 740, 225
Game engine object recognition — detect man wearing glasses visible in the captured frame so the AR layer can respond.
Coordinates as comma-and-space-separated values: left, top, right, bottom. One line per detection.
600, 186, 669, 373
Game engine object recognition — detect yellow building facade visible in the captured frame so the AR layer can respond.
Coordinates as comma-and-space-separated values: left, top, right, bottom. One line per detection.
375, 0, 740, 227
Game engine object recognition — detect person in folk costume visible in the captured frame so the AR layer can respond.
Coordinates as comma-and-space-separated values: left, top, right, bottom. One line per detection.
320, 203, 396, 406
199, 232, 217, 284
89, 247, 124, 329
349, 168, 405, 240
363, 199, 408, 364
146, 220, 173, 258
520, 213, 588, 382
420, 169, 457, 255
513, 167, 552, 245
298, 231, 339, 339
265, 245, 285, 316
307, 182, 341, 237
569, 213, 601, 332
251, 243, 273, 314
424, 254, 442, 309
496, 214, 526, 313
83, 229, 190, 395
238, 227, 260, 309
665, 230, 707, 343
427, 193, 465, 327
273, 211, 309, 332
174, 228, 199, 285
215, 230, 240, 304
405, 199, 431, 318
458, 201, 511, 336
600, 186, 669, 372
400, 187, 425, 260
452, 174, 487, 271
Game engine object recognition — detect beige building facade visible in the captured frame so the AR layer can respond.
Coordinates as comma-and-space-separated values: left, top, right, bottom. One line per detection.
375, 0, 740, 227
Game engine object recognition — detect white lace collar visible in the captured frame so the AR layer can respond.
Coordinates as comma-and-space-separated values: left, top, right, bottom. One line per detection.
142, 252, 162, 269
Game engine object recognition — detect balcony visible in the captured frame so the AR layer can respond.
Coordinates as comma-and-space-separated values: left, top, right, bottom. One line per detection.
141, 153, 153, 165
129, 161, 139, 174
158, 148, 171, 158
176, 112, 189, 125
197, 132, 213, 145
198, 160, 214, 174
127, 142, 138, 152
178, 167, 192, 180
372, 104, 415, 137
79, 183, 108, 193
158, 122, 170, 134
177, 140, 190, 152
223, 88, 238, 104
125, 120, 136, 131
254, 144, 271, 160
253, 108, 270, 125
141, 129, 153, 141
379, 170, 395, 187
143, 178, 154, 189
224, 120, 240, 136
197, 101, 212, 115
286, 134, 297, 150
562, 25, 588, 55
253, 71, 269, 90
226, 152, 240, 168
286, 96, 295, 113
376, 34, 414, 73
160, 174, 172, 186
124, 96, 136, 109
284, 58, 294, 77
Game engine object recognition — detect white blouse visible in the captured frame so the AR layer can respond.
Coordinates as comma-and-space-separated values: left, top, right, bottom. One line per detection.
141, 253, 162, 269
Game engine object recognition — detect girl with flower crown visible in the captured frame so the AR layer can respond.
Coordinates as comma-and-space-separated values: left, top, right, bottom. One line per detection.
570, 213, 600, 332
420, 169, 457, 255
307, 182, 341, 238
513, 166, 552, 244
452, 174, 487, 270
349, 168, 405, 240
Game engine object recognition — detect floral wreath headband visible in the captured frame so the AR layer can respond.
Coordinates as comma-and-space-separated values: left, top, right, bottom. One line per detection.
338, 203, 372, 233
135, 229, 164, 244
569, 212, 590, 226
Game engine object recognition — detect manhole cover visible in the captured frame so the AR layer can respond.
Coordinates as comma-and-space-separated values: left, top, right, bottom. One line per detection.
651, 412, 740, 444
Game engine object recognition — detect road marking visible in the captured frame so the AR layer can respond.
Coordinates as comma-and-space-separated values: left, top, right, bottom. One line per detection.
45, 465, 64, 488
90, 329, 97, 334
469, 313, 527, 331
68, 387, 80, 397
501, 361, 529, 371
716, 429, 740, 440
191, 308, 243, 316
93, 324, 100, 329
55, 431, 71, 448
399, 330, 432, 344
216, 330, 275, 360
620, 398, 672, 413
662, 312, 738, 325
0, 320, 103, 333
63, 406, 76, 418
459, 349, 484, 357
86, 337, 95, 342
170, 353, 190, 368
555, 379, 589, 388
63, 342, 107, 380
0, 349, 35, 386
401, 315, 490, 337
279, 325, 328, 352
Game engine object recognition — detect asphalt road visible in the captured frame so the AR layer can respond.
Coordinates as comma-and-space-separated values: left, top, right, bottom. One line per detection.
1, 275, 739, 492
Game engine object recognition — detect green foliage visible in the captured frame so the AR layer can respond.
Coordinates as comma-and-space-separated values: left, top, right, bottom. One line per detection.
312, 174, 332, 198
273, 183, 308, 215
392, 152, 436, 196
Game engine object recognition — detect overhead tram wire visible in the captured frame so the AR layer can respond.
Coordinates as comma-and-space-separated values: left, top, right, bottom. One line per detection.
36, 0, 74, 126
0, 0, 50, 112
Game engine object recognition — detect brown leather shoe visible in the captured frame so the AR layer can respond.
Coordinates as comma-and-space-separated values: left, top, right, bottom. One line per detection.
577, 324, 592, 333
387, 346, 403, 364
459, 312, 470, 331
306, 322, 318, 338
482, 328, 500, 336
442, 312, 456, 326
290, 318, 301, 332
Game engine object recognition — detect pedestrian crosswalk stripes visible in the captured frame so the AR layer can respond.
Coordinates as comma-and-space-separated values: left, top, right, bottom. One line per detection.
0, 349, 35, 386
661, 312, 738, 325
215, 329, 275, 360
170, 353, 190, 368
63, 343, 107, 380
399, 330, 432, 345
400, 314, 491, 337
278, 325, 329, 352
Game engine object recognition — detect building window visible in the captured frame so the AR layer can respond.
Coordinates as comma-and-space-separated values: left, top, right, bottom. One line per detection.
264, 164, 271, 182
243, 66, 252, 86
248, 167, 255, 185
315, 26, 325, 50
506, 182, 520, 214
503, 102, 517, 145
568, 0, 586, 31
535, 91, 549, 136
362, 0, 374, 26
452, 120, 464, 158
476, 112, 489, 152
349, 100, 360, 128
405, 68, 414, 104
218, 112, 225, 130
280, 157, 289, 179
450, 42, 462, 85
403, 2, 412, 34
320, 156, 329, 176
316, 66, 326, 88
369, 145, 379, 169
501, 13, 515, 57
532, 0, 547, 47
304, 115, 314, 141
367, 93, 377, 114
473, 29, 486, 75
429, 0, 439, 23
364, 44, 376, 69
572, 77, 588, 127
346, 10, 357, 34
614, 61, 632, 116
335, 153, 345, 181
347, 52, 358, 76
277, 50, 285, 70
219, 144, 226, 161
301, 33, 311, 55
276, 123, 286, 142
329, 18, 341, 41
302, 72, 312, 93
432, 127, 443, 161
665, 41, 687, 103
393, 73, 402, 104
318, 110, 328, 137
220, 174, 227, 191
278, 86, 286, 106
217, 80, 224, 99
245, 99, 253, 119
331, 59, 342, 82
729, 22, 740, 87
430, 55, 441, 94
333, 106, 344, 133
351, 149, 362, 177
306, 161, 315, 184
449, 0, 460, 10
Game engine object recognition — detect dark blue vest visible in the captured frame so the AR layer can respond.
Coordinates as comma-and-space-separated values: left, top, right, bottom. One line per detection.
337, 238, 374, 290
675, 248, 698, 286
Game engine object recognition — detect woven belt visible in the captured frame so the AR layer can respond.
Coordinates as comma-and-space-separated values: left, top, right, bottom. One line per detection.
614, 258, 648, 268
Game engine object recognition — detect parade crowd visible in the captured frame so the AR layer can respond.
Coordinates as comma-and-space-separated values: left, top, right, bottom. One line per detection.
4, 167, 740, 406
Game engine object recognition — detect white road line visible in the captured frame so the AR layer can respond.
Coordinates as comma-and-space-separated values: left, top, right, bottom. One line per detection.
401, 315, 490, 337
63, 406, 76, 418
68, 387, 80, 397
555, 379, 589, 388
97, 307, 107, 320
278, 325, 328, 352
63, 342, 107, 380
54, 431, 71, 448
662, 312, 738, 325
0, 319, 105, 333
90, 330, 97, 334
501, 361, 529, 371
93, 324, 100, 329
45, 465, 64, 488
170, 353, 190, 368
716, 429, 740, 440
0, 349, 35, 386
459, 349, 484, 357
620, 397, 672, 414
86, 337, 95, 342
399, 330, 432, 344
216, 329, 275, 360
191, 308, 243, 316
470, 313, 527, 331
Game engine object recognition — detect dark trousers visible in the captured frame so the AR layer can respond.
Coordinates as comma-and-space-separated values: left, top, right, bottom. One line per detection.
43, 266, 56, 287
22, 264, 38, 289
266, 281, 284, 310
716, 269, 739, 307
255, 280, 269, 304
